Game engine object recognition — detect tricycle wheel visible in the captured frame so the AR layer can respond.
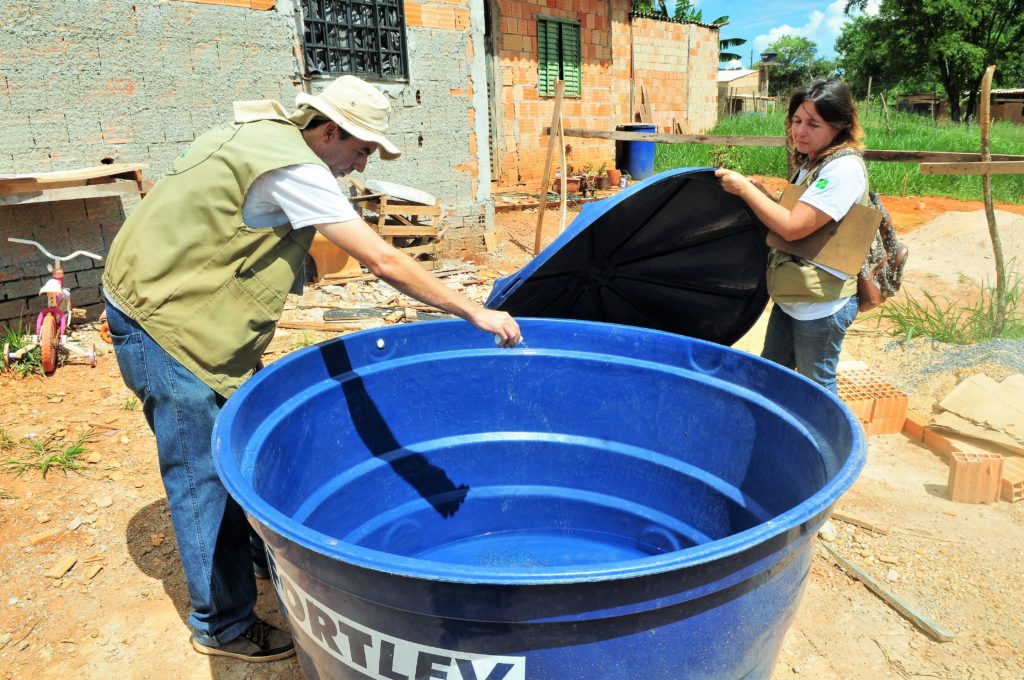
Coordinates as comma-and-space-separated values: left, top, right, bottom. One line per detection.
2, 342, 9, 371
40, 314, 58, 374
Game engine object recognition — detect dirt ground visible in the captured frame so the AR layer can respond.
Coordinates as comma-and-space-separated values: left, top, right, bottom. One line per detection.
2, 184, 1024, 680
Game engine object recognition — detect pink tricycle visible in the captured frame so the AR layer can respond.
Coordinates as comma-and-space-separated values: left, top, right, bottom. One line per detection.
4, 237, 103, 374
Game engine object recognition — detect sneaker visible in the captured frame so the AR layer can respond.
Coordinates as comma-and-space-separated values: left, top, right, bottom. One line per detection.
191, 619, 295, 662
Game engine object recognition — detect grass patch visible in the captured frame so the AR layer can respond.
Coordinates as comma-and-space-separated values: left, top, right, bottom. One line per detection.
122, 396, 140, 411
656, 105, 1024, 204
872, 268, 1024, 344
0, 428, 15, 451
1, 319, 43, 377
2, 430, 97, 478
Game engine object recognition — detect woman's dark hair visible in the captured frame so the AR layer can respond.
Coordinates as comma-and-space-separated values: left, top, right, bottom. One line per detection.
785, 79, 864, 165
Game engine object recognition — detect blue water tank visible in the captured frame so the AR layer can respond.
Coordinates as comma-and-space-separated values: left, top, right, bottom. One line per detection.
214, 319, 865, 680
615, 123, 657, 179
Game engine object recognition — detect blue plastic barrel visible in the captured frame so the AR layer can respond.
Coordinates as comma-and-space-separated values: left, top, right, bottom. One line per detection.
615, 123, 657, 179
214, 319, 865, 680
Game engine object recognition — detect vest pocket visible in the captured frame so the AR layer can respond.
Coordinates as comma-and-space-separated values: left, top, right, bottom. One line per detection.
172, 274, 280, 381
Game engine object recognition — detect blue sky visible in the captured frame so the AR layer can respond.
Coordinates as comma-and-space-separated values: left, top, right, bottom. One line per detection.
667, 0, 881, 67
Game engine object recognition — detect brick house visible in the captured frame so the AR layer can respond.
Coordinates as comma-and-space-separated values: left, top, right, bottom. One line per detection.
0, 1, 720, 326
485, 4, 720, 187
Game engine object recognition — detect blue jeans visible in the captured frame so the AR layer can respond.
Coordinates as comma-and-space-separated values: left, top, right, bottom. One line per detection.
760, 296, 859, 394
105, 303, 259, 646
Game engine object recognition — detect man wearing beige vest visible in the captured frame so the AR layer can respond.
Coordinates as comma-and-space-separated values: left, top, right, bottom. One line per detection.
102, 75, 521, 662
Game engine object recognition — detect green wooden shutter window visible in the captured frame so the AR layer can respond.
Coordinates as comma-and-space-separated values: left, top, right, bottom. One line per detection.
537, 18, 581, 98
561, 23, 581, 97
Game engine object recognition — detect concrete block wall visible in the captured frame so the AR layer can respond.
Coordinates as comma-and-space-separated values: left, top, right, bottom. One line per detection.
0, 0, 301, 175
1, 0, 493, 326
0, 198, 126, 326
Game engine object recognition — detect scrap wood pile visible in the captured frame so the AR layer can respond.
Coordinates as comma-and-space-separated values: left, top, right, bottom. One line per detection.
268, 263, 505, 343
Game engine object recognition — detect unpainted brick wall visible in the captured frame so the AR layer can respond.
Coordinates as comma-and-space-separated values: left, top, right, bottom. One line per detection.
1, 0, 491, 326
494, 0, 622, 186
493, 4, 720, 187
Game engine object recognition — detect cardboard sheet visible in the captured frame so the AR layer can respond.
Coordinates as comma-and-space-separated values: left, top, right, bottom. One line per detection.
938, 373, 1024, 442
766, 184, 881, 275
930, 412, 1024, 455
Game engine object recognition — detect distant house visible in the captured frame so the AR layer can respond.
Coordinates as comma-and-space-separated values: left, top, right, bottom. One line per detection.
991, 89, 1024, 124
717, 69, 762, 115
896, 93, 948, 120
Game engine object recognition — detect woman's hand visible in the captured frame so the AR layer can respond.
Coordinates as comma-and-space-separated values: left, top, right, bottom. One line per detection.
715, 169, 774, 200
715, 168, 752, 197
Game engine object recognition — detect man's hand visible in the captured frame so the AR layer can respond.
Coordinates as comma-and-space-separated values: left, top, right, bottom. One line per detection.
316, 218, 523, 347
468, 308, 522, 348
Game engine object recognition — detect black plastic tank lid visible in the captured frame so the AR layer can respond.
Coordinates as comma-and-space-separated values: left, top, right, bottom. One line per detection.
485, 168, 771, 346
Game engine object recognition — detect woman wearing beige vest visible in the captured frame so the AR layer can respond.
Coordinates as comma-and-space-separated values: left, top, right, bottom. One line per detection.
716, 80, 870, 394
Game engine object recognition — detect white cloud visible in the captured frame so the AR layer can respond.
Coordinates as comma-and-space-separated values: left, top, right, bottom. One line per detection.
753, 0, 861, 57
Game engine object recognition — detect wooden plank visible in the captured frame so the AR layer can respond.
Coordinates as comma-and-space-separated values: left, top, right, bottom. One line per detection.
44, 555, 78, 579
377, 226, 439, 237
821, 543, 955, 642
396, 243, 438, 256
919, 161, 1024, 175
534, 80, 565, 255
359, 199, 434, 215
0, 163, 148, 194
556, 128, 786, 146
553, 128, 1024, 162
277, 321, 365, 332
0, 180, 142, 206
831, 510, 891, 535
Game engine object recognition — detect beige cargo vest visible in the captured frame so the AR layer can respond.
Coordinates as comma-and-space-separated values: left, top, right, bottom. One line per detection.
103, 118, 326, 397
766, 151, 870, 304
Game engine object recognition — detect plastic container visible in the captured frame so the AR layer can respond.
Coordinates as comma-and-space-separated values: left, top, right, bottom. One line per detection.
214, 318, 865, 680
486, 168, 771, 347
615, 123, 656, 179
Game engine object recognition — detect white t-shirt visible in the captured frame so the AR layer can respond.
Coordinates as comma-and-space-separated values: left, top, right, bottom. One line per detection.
105, 164, 358, 312
242, 164, 359, 228
777, 155, 866, 321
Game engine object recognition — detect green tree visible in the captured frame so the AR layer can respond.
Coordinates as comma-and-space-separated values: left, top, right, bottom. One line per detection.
842, 0, 1024, 122
762, 35, 836, 97
834, 15, 889, 95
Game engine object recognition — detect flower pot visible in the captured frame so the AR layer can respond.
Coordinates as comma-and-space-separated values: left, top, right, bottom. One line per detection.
552, 177, 582, 194
606, 168, 622, 186
595, 176, 609, 190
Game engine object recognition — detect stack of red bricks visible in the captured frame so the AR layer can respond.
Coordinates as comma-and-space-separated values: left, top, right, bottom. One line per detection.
837, 368, 909, 436
902, 411, 1024, 504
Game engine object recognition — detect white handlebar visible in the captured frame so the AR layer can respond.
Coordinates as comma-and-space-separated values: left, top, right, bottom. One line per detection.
7, 237, 103, 262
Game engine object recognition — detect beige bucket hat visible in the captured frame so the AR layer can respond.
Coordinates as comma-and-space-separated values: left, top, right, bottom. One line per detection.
294, 75, 402, 160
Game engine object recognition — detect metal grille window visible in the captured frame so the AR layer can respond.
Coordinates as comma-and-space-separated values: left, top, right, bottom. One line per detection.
300, 0, 409, 81
537, 17, 581, 98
